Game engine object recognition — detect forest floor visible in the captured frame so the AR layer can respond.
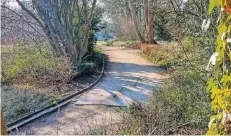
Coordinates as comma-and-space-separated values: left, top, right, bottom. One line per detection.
13, 45, 168, 135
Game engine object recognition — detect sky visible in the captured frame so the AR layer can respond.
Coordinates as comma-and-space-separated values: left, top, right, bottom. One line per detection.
1, 0, 19, 8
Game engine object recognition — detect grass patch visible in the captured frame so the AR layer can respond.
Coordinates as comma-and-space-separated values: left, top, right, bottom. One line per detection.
2, 86, 56, 124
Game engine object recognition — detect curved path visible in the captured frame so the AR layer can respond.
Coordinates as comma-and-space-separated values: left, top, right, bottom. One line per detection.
16, 46, 168, 135
75, 46, 167, 106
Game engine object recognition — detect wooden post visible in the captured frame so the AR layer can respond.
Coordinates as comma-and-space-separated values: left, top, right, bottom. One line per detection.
1, 109, 8, 135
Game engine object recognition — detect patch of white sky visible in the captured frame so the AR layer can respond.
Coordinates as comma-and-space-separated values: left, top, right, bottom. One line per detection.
1, 0, 19, 9
97, 0, 112, 23
9, 1, 18, 7
180, 0, 188, 10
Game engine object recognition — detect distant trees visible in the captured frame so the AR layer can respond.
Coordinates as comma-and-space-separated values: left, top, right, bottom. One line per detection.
14, 0, 98, 70
166, 0, 211, 39
102, 0, 214, 43
130, 0, 159, 44
102, 0, 160, 44
101, 0, 136, 40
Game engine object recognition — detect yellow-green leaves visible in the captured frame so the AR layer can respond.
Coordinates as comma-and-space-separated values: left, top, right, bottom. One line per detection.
217, 23, 227, 35
206, 0, 231, 135
208, 0, 222, 15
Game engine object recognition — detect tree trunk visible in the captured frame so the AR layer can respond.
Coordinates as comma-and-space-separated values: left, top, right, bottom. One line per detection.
17, 0, 99, 70
144, 0, 149, 41
147, 0, 157, 44
81, 0, 97, 54
130, 1, 146, 43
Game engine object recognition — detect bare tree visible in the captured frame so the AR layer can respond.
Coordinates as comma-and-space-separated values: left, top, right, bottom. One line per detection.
1, 0, 46, 45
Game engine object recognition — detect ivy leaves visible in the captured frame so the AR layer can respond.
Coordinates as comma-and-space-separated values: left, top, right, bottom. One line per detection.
208, 0, 222, 15
207, 0, 231, 135
208, 0, 231, 14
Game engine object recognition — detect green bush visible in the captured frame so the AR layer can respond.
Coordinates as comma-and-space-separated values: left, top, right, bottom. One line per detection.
78, 62, 97, 74
86, 47, 104, 68
77, 47, 104, 75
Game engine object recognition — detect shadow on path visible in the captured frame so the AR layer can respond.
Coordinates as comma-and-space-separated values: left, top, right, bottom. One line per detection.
75, 46, 168, 107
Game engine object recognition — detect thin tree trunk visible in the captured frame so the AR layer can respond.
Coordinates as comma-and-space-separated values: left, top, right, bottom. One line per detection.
144, 0, 149, 41
147, 0, 157, 44
130, 1, 146, 43
81, 0, 97, 54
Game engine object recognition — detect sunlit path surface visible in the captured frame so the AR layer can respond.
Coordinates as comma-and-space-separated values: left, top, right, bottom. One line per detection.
75, 46, 168, 106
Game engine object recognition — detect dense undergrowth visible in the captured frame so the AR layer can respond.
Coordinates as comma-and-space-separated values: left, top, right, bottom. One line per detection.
1, 42, 69, 90
1, 42, 104, 90
140, 43, 181, 68
95, 38, 212, 135
1, 42, 104, 124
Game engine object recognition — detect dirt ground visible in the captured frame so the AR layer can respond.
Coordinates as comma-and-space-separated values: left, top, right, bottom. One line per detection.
13, 45, 168, 135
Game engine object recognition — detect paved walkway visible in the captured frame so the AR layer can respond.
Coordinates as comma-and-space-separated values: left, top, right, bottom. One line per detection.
16, 46, 168, 135
75, 46, 167, 106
